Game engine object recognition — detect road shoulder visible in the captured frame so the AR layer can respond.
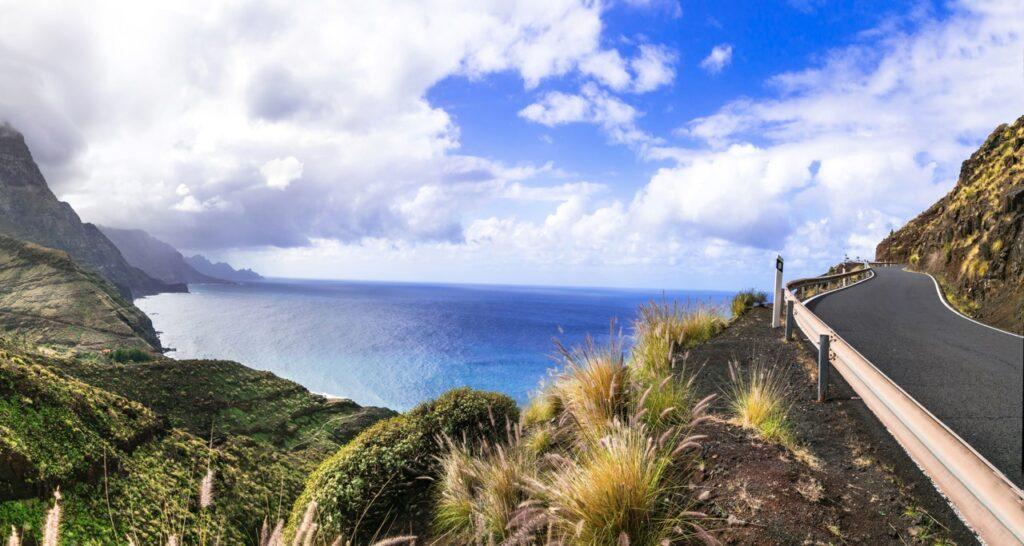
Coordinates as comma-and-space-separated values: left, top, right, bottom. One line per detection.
687, 307, 974, 545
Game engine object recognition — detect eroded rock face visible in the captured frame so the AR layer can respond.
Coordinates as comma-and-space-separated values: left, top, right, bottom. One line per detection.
0, 124, 182, 298
877, 116, 1024, 333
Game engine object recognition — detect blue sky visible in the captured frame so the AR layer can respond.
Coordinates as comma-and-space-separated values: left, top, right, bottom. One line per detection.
1, 0, 1020, 290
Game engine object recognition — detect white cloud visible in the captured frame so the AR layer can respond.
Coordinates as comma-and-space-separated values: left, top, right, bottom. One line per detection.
630, 44, 677, 92
442, 1, 1024, 283
0, 0, 663, 251
700, 43, 733, 74
1, 0, 1020, 287
579, 50, 631, 91
518, 92, 592, 125
260, 156, 303, 189
518, 83, 658, 149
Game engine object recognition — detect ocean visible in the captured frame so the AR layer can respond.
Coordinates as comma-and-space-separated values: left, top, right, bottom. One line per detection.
136, 279, 732, 411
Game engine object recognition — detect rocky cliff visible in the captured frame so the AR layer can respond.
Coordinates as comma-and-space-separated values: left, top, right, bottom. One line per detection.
877, 116, 1024, 333
185, 254, 263, 281
0, 124, 183, 298
0, 234, 162, 351
99, 226, 226, 285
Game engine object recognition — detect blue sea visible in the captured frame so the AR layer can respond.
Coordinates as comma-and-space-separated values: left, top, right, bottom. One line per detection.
136, 280, 732, 411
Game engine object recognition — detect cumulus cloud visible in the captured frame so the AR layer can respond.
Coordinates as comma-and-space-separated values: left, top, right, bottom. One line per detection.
446, 1, 1024, 281
518, 83, 658, 149
260, 156, 303, 189
0, 0, 656, 251
699, 43, 733, 74
1, 0, 1019, 286
630, 44, 677, 92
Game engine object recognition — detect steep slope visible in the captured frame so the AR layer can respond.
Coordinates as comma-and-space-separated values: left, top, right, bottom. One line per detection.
99, 226, 225, 285
0, 346, 164, 499
0, 338, 395, 543
877, 116, 1024, 333
185, 254, 263, 281
57, 357, 396, 455
0, 235, 161, 351
0, 124, 182, 298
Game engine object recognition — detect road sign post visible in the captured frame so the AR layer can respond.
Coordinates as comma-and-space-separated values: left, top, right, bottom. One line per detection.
772, 255, 784, 328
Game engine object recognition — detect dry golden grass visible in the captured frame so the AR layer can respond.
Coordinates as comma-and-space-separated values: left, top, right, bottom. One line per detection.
432, 304, 725, 545
727, 359, 793, 446
551, 337, 630, 443
631, 302, 725, 378
532, 423, 704, 546
434, 434, 538, 544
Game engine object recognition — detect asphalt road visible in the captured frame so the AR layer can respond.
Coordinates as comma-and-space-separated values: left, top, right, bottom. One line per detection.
806, 265, 1024, 487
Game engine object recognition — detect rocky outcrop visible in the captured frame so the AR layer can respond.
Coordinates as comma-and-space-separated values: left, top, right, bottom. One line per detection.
185, 254, 263, 282
877, 116, 1024, 333
0, 234, 161, 351
0, 124, 183, 298
99, 226, 226, 285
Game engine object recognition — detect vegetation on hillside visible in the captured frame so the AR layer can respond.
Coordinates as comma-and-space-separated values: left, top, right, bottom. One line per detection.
286, 388, 518, 542
1, 299, 796, 545
0, 337, 395, 544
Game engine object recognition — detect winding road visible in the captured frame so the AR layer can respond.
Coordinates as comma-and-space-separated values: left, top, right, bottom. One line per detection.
806, 265, 1024, 487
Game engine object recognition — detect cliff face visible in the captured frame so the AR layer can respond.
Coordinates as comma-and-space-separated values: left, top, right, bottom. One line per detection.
0, 124, 183, 298
877, 116, 1024, 333
0, 234, 161, 351
99, 226, 226, 285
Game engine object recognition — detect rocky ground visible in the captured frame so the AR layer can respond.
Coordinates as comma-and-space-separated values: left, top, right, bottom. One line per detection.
688, 306, 971, 545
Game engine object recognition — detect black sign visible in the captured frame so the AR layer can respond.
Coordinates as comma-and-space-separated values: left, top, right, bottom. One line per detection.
776, 256, 784, 272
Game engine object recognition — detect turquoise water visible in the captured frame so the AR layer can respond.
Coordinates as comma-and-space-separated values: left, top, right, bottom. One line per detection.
136, 280, 731, 410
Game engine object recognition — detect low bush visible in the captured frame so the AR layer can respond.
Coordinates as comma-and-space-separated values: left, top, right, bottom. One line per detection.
730, 289, 768, 318
108, 347, 154, 363
286, 387, 518, 542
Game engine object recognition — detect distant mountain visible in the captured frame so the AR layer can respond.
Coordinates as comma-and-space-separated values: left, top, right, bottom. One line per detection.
185, 254, 263, 282
100, 226, 226, 285
0, 234, 161, 351
877, 116, 1024, 333
0, 123, 183, 298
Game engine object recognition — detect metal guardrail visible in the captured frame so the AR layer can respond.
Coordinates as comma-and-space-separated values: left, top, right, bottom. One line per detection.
784, 264, 1024, 545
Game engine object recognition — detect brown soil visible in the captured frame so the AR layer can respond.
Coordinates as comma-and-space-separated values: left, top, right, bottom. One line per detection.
686, 306, 974, 545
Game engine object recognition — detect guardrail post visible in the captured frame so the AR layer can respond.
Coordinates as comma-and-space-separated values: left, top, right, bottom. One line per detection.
817, 334, 830, 402
784, 300, 794, 341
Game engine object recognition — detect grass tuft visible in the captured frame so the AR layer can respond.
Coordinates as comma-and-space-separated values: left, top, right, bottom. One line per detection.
727, 359, 793, 446
631, 301, 725, 378
730, 289, 767, 318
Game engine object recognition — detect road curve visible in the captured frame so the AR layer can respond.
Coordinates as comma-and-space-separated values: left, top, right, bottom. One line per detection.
806, 265, 1023, 487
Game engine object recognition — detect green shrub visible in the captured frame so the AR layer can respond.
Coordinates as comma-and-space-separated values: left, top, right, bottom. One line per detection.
108, 347, 154, 363
287, 388, 518, 542
730, 289, 768, 318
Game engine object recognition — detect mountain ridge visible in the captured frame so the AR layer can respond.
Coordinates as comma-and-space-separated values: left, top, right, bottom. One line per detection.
99, 226, 227, 286
0, 123, 183, 299
185, 254, 263, 282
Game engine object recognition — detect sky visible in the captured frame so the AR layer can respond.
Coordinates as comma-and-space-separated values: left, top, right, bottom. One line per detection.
1, 0, 1021, 290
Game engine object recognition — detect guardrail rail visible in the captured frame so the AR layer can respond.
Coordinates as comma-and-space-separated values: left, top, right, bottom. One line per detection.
783, 263, 1024, 545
